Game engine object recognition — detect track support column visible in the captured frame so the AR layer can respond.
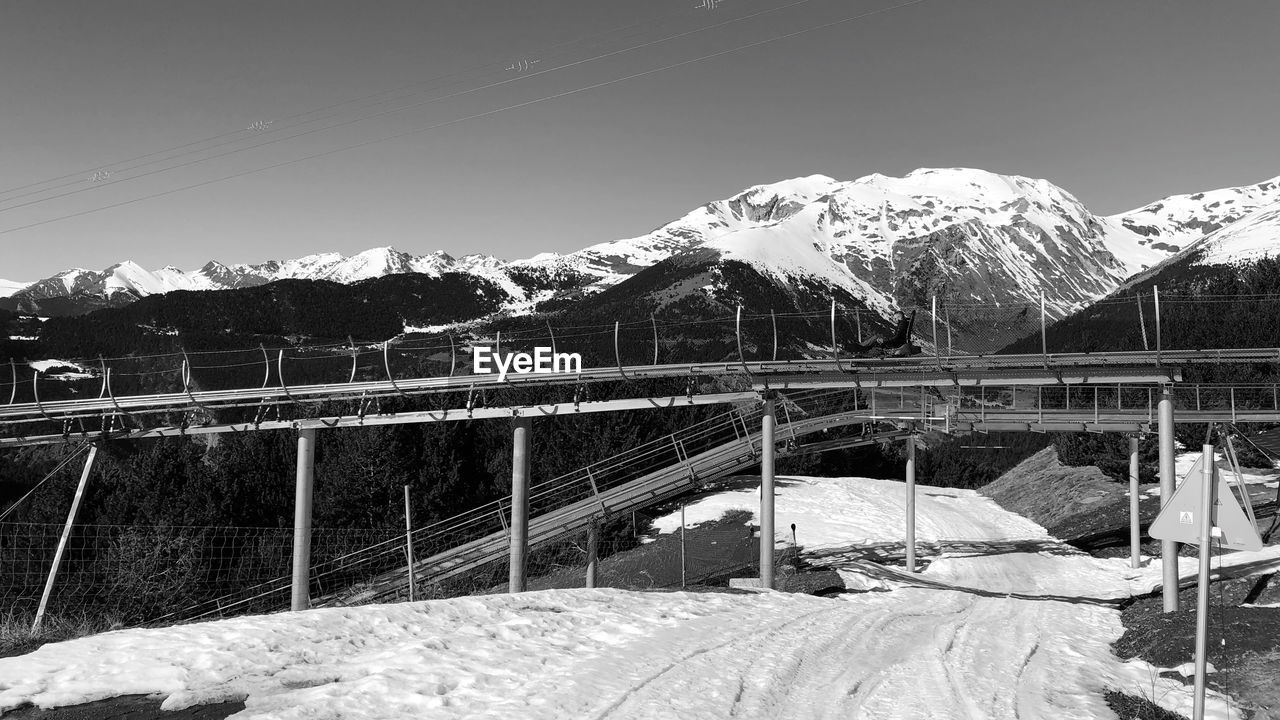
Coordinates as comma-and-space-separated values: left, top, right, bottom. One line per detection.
1129, 434, 1141, 569
292, 428, 316, 611
906, 433, 917, 573
509, 416, 532, 593
585, 521, 598, 589
760, 395, 776, 589
1158, 387, 1178, 612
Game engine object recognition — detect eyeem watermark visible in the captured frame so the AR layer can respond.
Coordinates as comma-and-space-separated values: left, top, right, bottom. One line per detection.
472, 346, 582, 382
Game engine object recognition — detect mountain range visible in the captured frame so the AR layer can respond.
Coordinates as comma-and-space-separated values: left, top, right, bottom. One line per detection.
3, 168, 1278, 328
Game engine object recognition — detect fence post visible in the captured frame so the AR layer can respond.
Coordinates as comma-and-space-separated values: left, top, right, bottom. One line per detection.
292, 428, 316, 611
1137, 292, 1150, 350
1153, 285, 1162, 365
509, 416, 532, 592
1040, 292, 1048, 360
680, 502, 687, 589
586, 521, 599, 589
931, 296, 939, 362
32, 445, 99, 634
404, 485, 415, 603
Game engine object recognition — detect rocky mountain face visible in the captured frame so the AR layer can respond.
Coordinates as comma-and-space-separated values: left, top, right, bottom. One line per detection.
5, 169, 1277, 328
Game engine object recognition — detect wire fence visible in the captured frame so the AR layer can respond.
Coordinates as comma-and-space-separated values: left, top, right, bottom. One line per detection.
1, 506, 809, 632
160, 389, 863, 621
0, 522, 399, 628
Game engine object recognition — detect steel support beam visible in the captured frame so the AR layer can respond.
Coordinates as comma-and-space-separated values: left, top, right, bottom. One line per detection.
291, 428, 316, 611
760, 396, 776, 589
509, 417, 532, 592
906, 434, 917, 573
0, 392, 761, 448
1129, 435, 1141, 569
1158, 387, 1178, 612
32, 445, 98, 634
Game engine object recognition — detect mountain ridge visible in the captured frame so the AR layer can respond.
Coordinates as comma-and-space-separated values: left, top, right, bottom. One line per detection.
6, 168, 1277, 323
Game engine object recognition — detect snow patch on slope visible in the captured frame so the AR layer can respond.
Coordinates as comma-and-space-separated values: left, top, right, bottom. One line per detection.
0, 279, 30, 298
1, 474, 1257, 719
1191, 201, 1280, 266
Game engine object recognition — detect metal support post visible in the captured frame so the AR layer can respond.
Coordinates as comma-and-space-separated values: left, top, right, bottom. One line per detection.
906, 434, 917, 573
680, 502, 687, 588
585, 521, 598, 589
1040, 292, 1048, 359
760, 395, 776, 589
1154, 285, 1163, 365
1192, 445, 1215, 720
404, 485, 416, 602
1158, 387, 1178, 612
32, 445, 99, 634
931, 296, 939, 361
1129, 435, 1141, 569
509, 416, 532, 592
292, 428, 316, 611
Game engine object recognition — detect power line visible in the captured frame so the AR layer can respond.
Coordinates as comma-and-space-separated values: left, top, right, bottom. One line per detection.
0, 2, 718, 204
0, 0, 820, 218
0, 0, 926, 237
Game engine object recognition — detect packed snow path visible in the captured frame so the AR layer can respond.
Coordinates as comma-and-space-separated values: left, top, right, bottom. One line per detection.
4, 476, 1268, 719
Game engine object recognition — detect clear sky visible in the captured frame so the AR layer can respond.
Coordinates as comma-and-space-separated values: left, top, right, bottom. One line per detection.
1, 0, 1278, 281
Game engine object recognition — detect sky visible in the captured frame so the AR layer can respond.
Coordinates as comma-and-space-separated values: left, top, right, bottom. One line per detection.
1, 0, 1278, 281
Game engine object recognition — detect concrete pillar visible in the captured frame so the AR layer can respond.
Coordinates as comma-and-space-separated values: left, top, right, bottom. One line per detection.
292, 428, 316, 611
1158, 387, 1178, 612
585, 521, 598, 589
906, 434, 917, 573
1129, 435, 1141, 569
760, 396, 776, 589
509, 417, 532, 593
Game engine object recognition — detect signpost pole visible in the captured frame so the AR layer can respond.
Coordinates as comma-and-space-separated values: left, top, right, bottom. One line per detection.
1192, 446, 1215, 720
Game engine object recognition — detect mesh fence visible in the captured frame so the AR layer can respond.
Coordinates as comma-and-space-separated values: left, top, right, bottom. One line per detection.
3, 513, 806, 630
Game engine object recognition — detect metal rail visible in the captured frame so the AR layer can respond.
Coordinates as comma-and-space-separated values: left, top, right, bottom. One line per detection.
4, 347, 1268, 427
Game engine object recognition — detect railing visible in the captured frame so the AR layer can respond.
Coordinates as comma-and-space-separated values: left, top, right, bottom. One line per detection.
7, 286, 1280, 435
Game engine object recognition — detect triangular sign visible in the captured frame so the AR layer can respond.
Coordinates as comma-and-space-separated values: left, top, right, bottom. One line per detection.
1148, 455, 1263, 552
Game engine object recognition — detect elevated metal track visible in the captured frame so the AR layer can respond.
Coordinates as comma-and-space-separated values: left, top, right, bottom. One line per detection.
10, 347, 1270, 427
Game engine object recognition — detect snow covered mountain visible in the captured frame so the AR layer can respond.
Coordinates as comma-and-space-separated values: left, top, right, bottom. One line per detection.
521, 168, 1198, 320
1108, 176, 1280, 257
6, 169, 1277, 322
0, 279, 28, 299
1, 248, 517, 315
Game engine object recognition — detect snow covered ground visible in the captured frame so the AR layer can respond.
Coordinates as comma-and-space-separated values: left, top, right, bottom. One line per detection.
4, 475, 1277, 719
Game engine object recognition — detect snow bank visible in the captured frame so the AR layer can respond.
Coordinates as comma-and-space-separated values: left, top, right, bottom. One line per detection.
0, 590, 828, 718
4, 474, 1267, 719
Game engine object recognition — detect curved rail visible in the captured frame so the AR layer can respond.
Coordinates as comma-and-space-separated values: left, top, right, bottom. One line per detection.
2, 347, 1258, 428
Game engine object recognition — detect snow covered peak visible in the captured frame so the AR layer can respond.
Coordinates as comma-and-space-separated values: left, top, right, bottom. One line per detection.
1188, 199, 1280, 266
0, 278, 30, 298
1110, 175, 1280, 253
522, 167, 1134, 319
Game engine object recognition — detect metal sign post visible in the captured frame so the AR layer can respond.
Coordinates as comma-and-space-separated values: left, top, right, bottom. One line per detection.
1149, 445, 1265, 720
1191, 446, 1214, 720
